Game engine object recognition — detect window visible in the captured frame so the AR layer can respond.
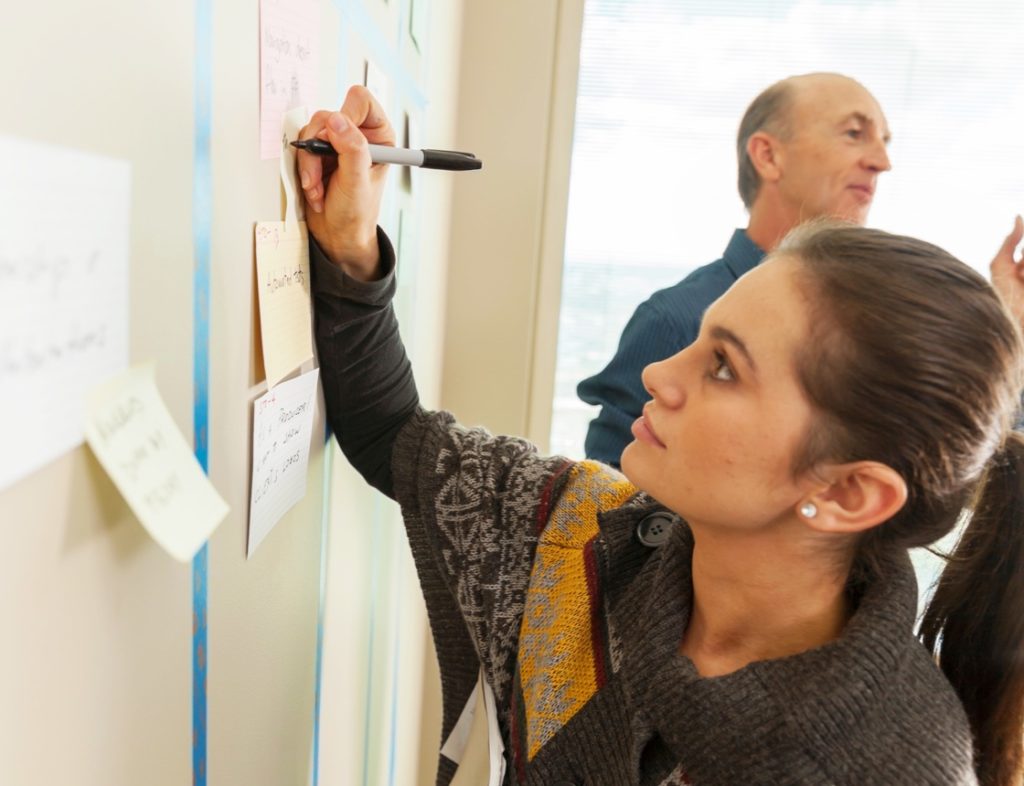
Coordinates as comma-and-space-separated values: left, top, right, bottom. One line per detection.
550, 0, 1024, 605
551, 0, 1024, 459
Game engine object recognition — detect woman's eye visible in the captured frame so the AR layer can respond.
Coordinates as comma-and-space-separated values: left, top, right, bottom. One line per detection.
845, 127, 862, 139
710, 350, 734, 382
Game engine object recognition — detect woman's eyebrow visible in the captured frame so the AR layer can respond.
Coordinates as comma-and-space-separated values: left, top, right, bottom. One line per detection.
709, 325, 757, 374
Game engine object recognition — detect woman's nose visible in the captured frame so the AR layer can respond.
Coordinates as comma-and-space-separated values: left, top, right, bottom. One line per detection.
642, 350, 687, 409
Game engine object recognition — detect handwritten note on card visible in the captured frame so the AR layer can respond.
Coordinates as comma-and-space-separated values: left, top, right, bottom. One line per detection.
255, 221, 314, 388
85, 365, 229, 562
248, 367, 319, 557
0, 136, 130, 492
260, 0, 319, 159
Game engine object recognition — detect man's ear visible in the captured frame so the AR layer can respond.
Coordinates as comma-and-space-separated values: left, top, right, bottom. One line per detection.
800, 461, 908, 535
746, 130, 784, 185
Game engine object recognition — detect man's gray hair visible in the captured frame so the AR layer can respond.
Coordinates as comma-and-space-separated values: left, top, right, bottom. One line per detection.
736, 80, 796, 209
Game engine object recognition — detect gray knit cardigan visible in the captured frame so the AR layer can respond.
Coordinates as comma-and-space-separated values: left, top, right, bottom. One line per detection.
307, 228, 976, 785
390, 408, 978, 786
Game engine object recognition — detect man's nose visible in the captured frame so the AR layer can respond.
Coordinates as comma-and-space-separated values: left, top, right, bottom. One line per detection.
865, 138, 891, 173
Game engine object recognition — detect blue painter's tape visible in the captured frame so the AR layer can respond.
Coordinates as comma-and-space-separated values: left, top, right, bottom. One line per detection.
311, 425, 333, 786
386, 558, 404, 786
192, 0, 213, 784
361, 495, 384, 786
192, 545, 209, 785
335, 0, 428, 111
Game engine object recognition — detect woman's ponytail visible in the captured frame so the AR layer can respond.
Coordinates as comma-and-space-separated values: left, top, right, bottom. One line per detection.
781, 223, 1024, 783
920, 431, 1024, 786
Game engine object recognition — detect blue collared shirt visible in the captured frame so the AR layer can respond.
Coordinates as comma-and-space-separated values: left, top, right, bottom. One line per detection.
577, 229, 766, 467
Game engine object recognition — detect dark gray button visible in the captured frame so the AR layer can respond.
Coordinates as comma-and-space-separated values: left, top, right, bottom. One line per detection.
636, 512, 676, 547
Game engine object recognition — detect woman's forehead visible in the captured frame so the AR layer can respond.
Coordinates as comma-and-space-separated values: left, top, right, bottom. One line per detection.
706, 257, 811, 362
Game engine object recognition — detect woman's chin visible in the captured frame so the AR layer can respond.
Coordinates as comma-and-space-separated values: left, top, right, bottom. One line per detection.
619, 441, 639, 481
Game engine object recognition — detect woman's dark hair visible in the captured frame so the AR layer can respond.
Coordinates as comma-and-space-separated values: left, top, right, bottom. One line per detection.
779, 222, 1024, 786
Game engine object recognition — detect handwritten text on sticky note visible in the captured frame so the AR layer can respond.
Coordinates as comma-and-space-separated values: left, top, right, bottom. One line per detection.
85, 365, 229, 562
255, 220, 314, 388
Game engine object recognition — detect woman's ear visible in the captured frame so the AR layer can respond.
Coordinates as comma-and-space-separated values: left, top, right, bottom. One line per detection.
798, 461, 908, 534
746, 131, 784, 185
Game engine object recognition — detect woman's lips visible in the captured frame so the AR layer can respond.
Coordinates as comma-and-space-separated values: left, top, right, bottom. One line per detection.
631, 408, 666, 448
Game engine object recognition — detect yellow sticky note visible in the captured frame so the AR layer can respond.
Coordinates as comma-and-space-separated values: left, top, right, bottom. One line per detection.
85, 364, 229, 562
255, 220, 314, 388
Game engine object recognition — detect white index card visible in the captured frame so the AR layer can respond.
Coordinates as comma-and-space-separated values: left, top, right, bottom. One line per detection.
247, 366, 319, 557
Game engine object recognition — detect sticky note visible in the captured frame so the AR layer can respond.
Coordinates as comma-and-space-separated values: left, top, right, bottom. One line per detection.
85, 364, 229, 562
254, 220, 314, 388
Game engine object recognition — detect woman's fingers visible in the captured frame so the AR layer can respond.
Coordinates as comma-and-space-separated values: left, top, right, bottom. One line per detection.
297, 109, 334, 213
340, 85, 396, 147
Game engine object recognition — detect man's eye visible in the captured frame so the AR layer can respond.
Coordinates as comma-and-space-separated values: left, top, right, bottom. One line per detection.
845, 128, 862, 139
710, 350, 734, 382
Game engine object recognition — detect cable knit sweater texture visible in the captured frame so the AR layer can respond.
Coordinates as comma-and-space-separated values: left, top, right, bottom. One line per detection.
310, 232, 978, 786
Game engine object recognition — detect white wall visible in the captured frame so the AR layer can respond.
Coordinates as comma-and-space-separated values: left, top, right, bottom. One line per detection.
0, 1, 468, 784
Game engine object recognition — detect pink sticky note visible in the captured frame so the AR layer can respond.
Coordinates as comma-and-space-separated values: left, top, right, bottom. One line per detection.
260, 0, 319, 159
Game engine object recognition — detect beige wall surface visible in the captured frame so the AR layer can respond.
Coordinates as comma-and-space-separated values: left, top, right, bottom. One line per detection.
0, 3, 196, 784
440, 2, 584, 783
0, 0, 467, 784
442, 0, 584, 451
1, 0, 583, 782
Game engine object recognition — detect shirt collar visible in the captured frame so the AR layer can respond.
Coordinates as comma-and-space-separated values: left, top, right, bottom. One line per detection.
722, 228, 766, 280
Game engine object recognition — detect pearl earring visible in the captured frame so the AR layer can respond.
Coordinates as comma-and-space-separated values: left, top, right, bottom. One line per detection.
799, 502, 818, 519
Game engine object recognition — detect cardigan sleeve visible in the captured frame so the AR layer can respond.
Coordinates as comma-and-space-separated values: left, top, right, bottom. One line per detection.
310, 226, 419, 499
391, 408, 574, 706
310, 225, 574, 771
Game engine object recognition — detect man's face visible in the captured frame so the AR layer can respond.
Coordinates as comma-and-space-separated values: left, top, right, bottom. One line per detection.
775, 78, 892, 225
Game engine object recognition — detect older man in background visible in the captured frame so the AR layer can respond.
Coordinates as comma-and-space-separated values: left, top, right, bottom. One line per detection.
579, 72, 1024, 467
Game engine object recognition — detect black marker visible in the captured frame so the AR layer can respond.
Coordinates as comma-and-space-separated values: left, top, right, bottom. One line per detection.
291, 139, 482, 171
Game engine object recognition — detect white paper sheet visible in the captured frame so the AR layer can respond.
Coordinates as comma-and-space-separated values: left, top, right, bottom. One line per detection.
85, 364, 229, 562
247, 367, 319, 557
0, 136, 130, 492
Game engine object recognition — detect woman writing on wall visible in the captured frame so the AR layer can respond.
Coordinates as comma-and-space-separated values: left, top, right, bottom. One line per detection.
297, 86, 1024, 786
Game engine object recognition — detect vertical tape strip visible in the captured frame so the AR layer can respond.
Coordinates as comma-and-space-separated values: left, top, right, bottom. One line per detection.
386, 559, 404, 786
362, 495, 384, 786
192, 0, 213, 783
311, 432, 333, 786
312, 5, 428, 782
335, 0, 428, 111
